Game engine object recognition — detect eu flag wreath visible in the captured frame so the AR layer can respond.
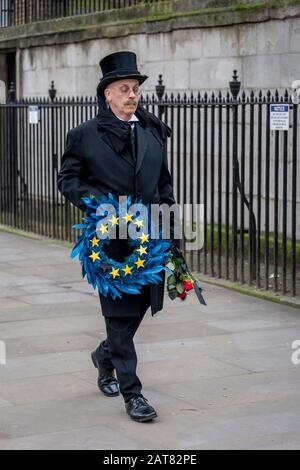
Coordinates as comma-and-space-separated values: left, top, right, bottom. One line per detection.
71, 193, 206, 306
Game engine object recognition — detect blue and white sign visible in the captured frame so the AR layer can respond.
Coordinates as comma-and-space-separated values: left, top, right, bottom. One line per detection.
28, 105, 39, 125
270, 104, 289, 131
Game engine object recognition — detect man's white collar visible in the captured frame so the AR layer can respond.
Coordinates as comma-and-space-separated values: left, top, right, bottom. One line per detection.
115, 113, 139, 122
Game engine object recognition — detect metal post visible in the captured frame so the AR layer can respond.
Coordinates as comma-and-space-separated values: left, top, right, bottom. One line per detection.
49, 81, 58, 236
229, 70, 257, 283
230, 71, 240, 282
7, 81, 16, 103
63, 0, 68, 16
6, 81, 18, 221
155, 74, 165, 121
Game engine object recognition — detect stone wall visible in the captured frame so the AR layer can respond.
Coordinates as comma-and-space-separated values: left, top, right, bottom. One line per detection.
0, 0, 299, 238
0, 0, 299, 98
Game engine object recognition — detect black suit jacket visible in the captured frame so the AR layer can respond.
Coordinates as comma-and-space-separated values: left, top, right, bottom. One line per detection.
57, 115, 179, 317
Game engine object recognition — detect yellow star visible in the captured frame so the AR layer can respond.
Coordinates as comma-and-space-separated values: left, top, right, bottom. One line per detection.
134, 218, 144, 229
134, 257, 145, 269
138, 232, 149, 244
89, 251, 100, 263
90, 236, 100, 247
109, 267, 120, 279
122, 265, 133, 276
122, 213, 133, 224
137, 246, 147, 256
109, 215, 119, 226
98, 223, 109, 235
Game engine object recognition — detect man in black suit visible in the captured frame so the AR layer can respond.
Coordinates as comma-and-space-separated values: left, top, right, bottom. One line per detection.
58, 51, 180, 423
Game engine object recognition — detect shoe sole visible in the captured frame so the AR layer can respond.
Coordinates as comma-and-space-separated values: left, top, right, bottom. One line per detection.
91, 351, 99, 369
91, 352, 120, 397
127, 412, 158, 423
101, 390, 120, 397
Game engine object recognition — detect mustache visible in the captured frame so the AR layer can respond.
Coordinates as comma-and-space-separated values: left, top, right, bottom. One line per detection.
125, 101, 137, 105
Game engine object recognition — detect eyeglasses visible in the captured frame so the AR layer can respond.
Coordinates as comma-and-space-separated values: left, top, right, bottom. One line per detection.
109, 85, 141, 97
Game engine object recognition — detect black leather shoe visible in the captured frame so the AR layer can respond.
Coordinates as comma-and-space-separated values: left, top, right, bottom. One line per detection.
125, 395, 158, 422
91, 350, 119, 397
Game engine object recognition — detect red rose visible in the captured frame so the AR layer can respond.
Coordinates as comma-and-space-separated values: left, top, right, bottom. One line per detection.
183, 280, 194, 292
177, 290, 187, 300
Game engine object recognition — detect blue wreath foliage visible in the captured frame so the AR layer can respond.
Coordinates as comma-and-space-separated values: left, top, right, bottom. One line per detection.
70, 193, 172, 300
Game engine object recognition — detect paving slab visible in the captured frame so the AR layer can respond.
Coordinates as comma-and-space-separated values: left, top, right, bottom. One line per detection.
0, 230, 300, 450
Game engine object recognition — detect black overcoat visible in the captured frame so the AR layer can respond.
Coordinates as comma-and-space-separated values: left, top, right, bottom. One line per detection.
57, 109, 178, 318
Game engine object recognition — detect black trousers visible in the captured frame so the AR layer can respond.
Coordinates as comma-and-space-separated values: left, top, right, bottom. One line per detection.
95, 287, 151, 402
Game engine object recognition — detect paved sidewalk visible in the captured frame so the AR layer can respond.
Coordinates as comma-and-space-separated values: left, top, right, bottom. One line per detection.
0, 230, 300, 450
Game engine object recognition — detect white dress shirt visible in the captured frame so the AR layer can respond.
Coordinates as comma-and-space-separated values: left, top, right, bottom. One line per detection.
116, 113, 139, 129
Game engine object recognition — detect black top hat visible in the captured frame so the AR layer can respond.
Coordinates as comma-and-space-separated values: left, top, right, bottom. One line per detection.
97, 51, 148, 97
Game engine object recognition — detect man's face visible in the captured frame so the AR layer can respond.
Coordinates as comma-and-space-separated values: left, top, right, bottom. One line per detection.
104, 79, 140, 121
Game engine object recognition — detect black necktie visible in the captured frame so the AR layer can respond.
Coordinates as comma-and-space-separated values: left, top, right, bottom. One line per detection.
125, 122, 137, 164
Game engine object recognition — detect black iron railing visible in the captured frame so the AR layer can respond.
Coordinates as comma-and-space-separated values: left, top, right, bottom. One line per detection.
0, 0, 163, 27
0, 73, 299, 298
